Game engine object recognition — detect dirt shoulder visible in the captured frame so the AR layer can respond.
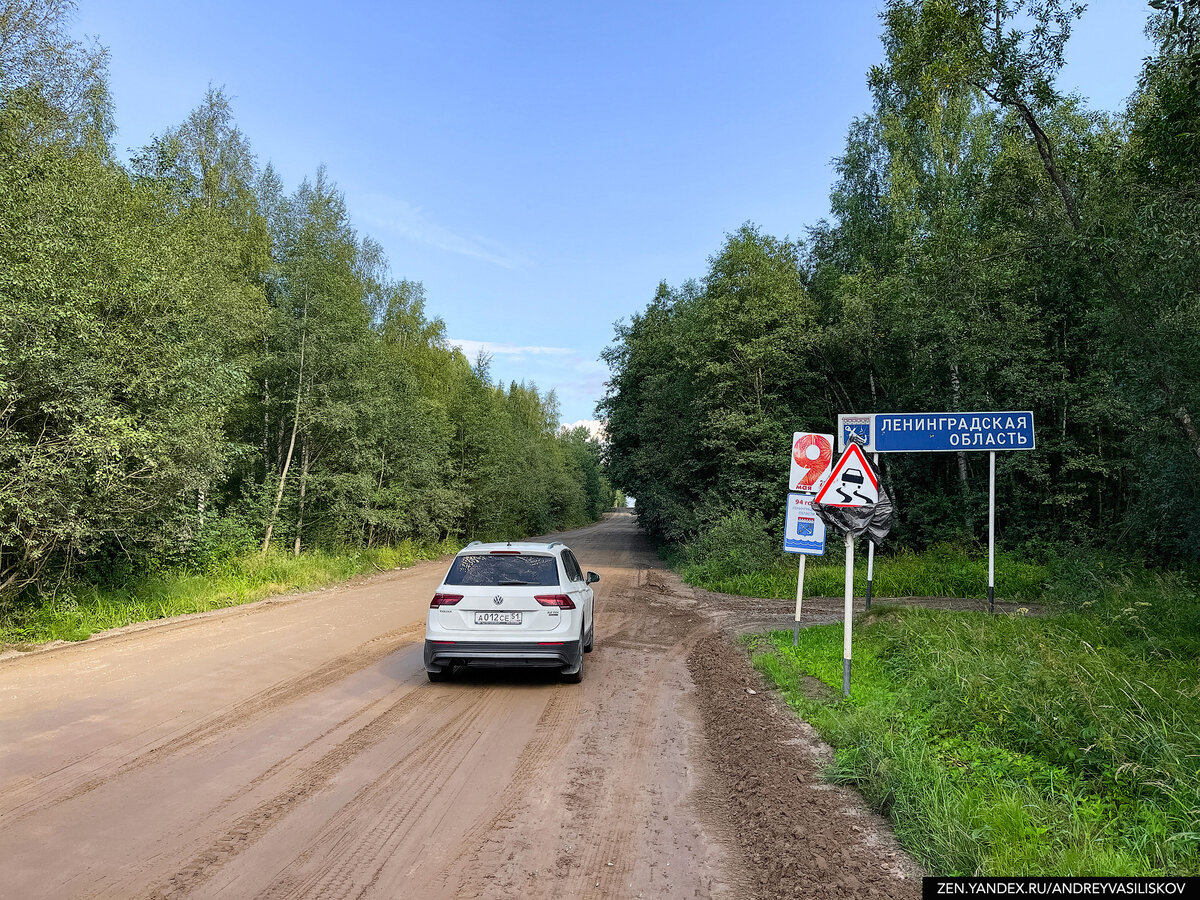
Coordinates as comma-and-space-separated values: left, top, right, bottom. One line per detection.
688, 630, 921, 899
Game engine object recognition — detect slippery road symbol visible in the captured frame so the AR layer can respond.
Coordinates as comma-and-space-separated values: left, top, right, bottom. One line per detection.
814, 444, 880, 508
834, 467, 874, 504
834, 483, 876, 505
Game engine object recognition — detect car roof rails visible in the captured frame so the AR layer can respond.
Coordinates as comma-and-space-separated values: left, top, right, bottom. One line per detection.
466, 540, 482, 547
547, 541, 562, 549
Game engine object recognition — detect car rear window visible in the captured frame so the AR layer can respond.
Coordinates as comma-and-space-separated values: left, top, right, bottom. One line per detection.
444, 553, 561, 587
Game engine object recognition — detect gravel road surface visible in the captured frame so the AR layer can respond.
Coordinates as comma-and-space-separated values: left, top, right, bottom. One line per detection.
0, 513, 920, 898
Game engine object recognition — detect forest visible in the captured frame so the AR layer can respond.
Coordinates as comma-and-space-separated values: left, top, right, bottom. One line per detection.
602, 0, 1200, 564
0, 1, 612, 606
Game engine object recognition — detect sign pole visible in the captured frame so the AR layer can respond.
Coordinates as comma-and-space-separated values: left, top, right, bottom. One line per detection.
793, 554, 806, 646
843, 534, 854, 698
865, 452, 879, 610
988, 450, 996, 614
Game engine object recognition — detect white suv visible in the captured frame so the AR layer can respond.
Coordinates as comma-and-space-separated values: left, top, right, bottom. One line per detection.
424, 541, 599, 683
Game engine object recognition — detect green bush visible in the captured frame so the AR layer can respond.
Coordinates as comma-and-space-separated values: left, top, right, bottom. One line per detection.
680, 510, 777, 584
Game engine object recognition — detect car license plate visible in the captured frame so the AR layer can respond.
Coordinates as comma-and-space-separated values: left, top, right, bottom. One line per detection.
474, 611, 522, 625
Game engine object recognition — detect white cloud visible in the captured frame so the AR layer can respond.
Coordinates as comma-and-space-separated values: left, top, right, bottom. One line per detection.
560, 419, 606, 441
447, 337, 611, 426
359, 200, 529, 270
448, 338, 574, 358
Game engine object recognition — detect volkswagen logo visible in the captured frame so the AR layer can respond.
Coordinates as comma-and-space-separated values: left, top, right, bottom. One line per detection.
493, 595, 503, 606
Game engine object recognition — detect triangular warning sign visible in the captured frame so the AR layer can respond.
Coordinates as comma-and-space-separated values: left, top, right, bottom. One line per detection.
813, 443, 880, 507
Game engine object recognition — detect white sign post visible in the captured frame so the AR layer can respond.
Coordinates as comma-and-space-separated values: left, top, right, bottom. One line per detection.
813, 443, 881, 697
843, 534, 854, 691
989, 450, 996, 611
865, 452, 880, 609
785, 433, 833, 646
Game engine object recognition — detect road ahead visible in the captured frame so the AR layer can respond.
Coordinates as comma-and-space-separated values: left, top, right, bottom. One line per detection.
0, 513, 918, 899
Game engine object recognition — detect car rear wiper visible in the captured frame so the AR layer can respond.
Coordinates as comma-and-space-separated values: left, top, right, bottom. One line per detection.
496, 580, 532, 586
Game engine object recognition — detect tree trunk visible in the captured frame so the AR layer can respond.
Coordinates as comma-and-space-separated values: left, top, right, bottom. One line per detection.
275, 377, 288, 472
293, 436, 310, 556
263, 323, 305, 553
261, 330, 271, 461
367, 451, 386, 548
262, 378, 270, 460
950, 363, 974, 535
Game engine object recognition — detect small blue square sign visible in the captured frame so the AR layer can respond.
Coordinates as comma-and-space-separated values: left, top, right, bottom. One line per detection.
784, 493, 826, 555
841, 416, 872, 451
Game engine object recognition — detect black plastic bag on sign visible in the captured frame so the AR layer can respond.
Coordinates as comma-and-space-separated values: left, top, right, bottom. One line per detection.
813, 486, 894, 543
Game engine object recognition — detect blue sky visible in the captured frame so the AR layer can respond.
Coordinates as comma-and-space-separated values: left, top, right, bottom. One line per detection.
76, 1, 1153, 428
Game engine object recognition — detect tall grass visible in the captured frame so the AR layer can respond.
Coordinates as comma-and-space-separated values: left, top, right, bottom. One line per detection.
0, 539, 460, 646
751, 571, 1200, 875
682, 540, 1048, 602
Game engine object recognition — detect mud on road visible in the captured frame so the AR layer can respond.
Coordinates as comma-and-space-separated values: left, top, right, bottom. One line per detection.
0, 513, 920, 898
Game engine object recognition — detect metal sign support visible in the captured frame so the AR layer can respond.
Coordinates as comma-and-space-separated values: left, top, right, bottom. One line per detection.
843, 534, 854, 697
865, 452, 879, 610
988, 451, 996, 614
793, 554, 806, 647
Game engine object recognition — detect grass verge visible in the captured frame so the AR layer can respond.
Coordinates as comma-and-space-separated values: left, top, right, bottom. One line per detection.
691, 547, 1046, 602
682, 543, 1047, 602
664, 511, 1048, 602
0, 539, 461, 647
750, 592, 1200, 875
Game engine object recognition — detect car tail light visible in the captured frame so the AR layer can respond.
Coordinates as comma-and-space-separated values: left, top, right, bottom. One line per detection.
430, 592, 464, 608
535, 594, 576, 609
489, 550, 520, 555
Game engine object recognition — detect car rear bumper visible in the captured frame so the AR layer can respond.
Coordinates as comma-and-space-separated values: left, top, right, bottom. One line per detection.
424, 639, 583, 673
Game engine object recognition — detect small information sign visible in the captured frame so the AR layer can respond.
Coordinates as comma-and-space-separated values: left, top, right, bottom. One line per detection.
784, 493, 826, 555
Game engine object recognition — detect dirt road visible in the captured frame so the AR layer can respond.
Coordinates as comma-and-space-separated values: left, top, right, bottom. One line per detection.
0, 513, 919, 899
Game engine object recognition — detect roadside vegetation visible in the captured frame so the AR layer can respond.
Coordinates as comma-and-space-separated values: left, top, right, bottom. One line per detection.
750, 563, 1200, 876
0, 2, 615, 641
670, 511, 1048, 602
0, 539, 460, 646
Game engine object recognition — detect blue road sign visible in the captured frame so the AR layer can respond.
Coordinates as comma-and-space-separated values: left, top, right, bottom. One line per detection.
838, 412, 1035, 453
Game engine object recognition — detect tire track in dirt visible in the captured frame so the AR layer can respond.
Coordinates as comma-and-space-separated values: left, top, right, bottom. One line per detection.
147, 679, 472, 900
445, 688, 584, 899
0, 623, 423, 825
574, 567, 717, 899
574, 654, 662, 897
254, 688, 502, 899
568, 569, 674, 895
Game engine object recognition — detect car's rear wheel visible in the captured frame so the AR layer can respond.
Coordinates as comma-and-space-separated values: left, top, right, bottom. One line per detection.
427, 667, 452, 683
